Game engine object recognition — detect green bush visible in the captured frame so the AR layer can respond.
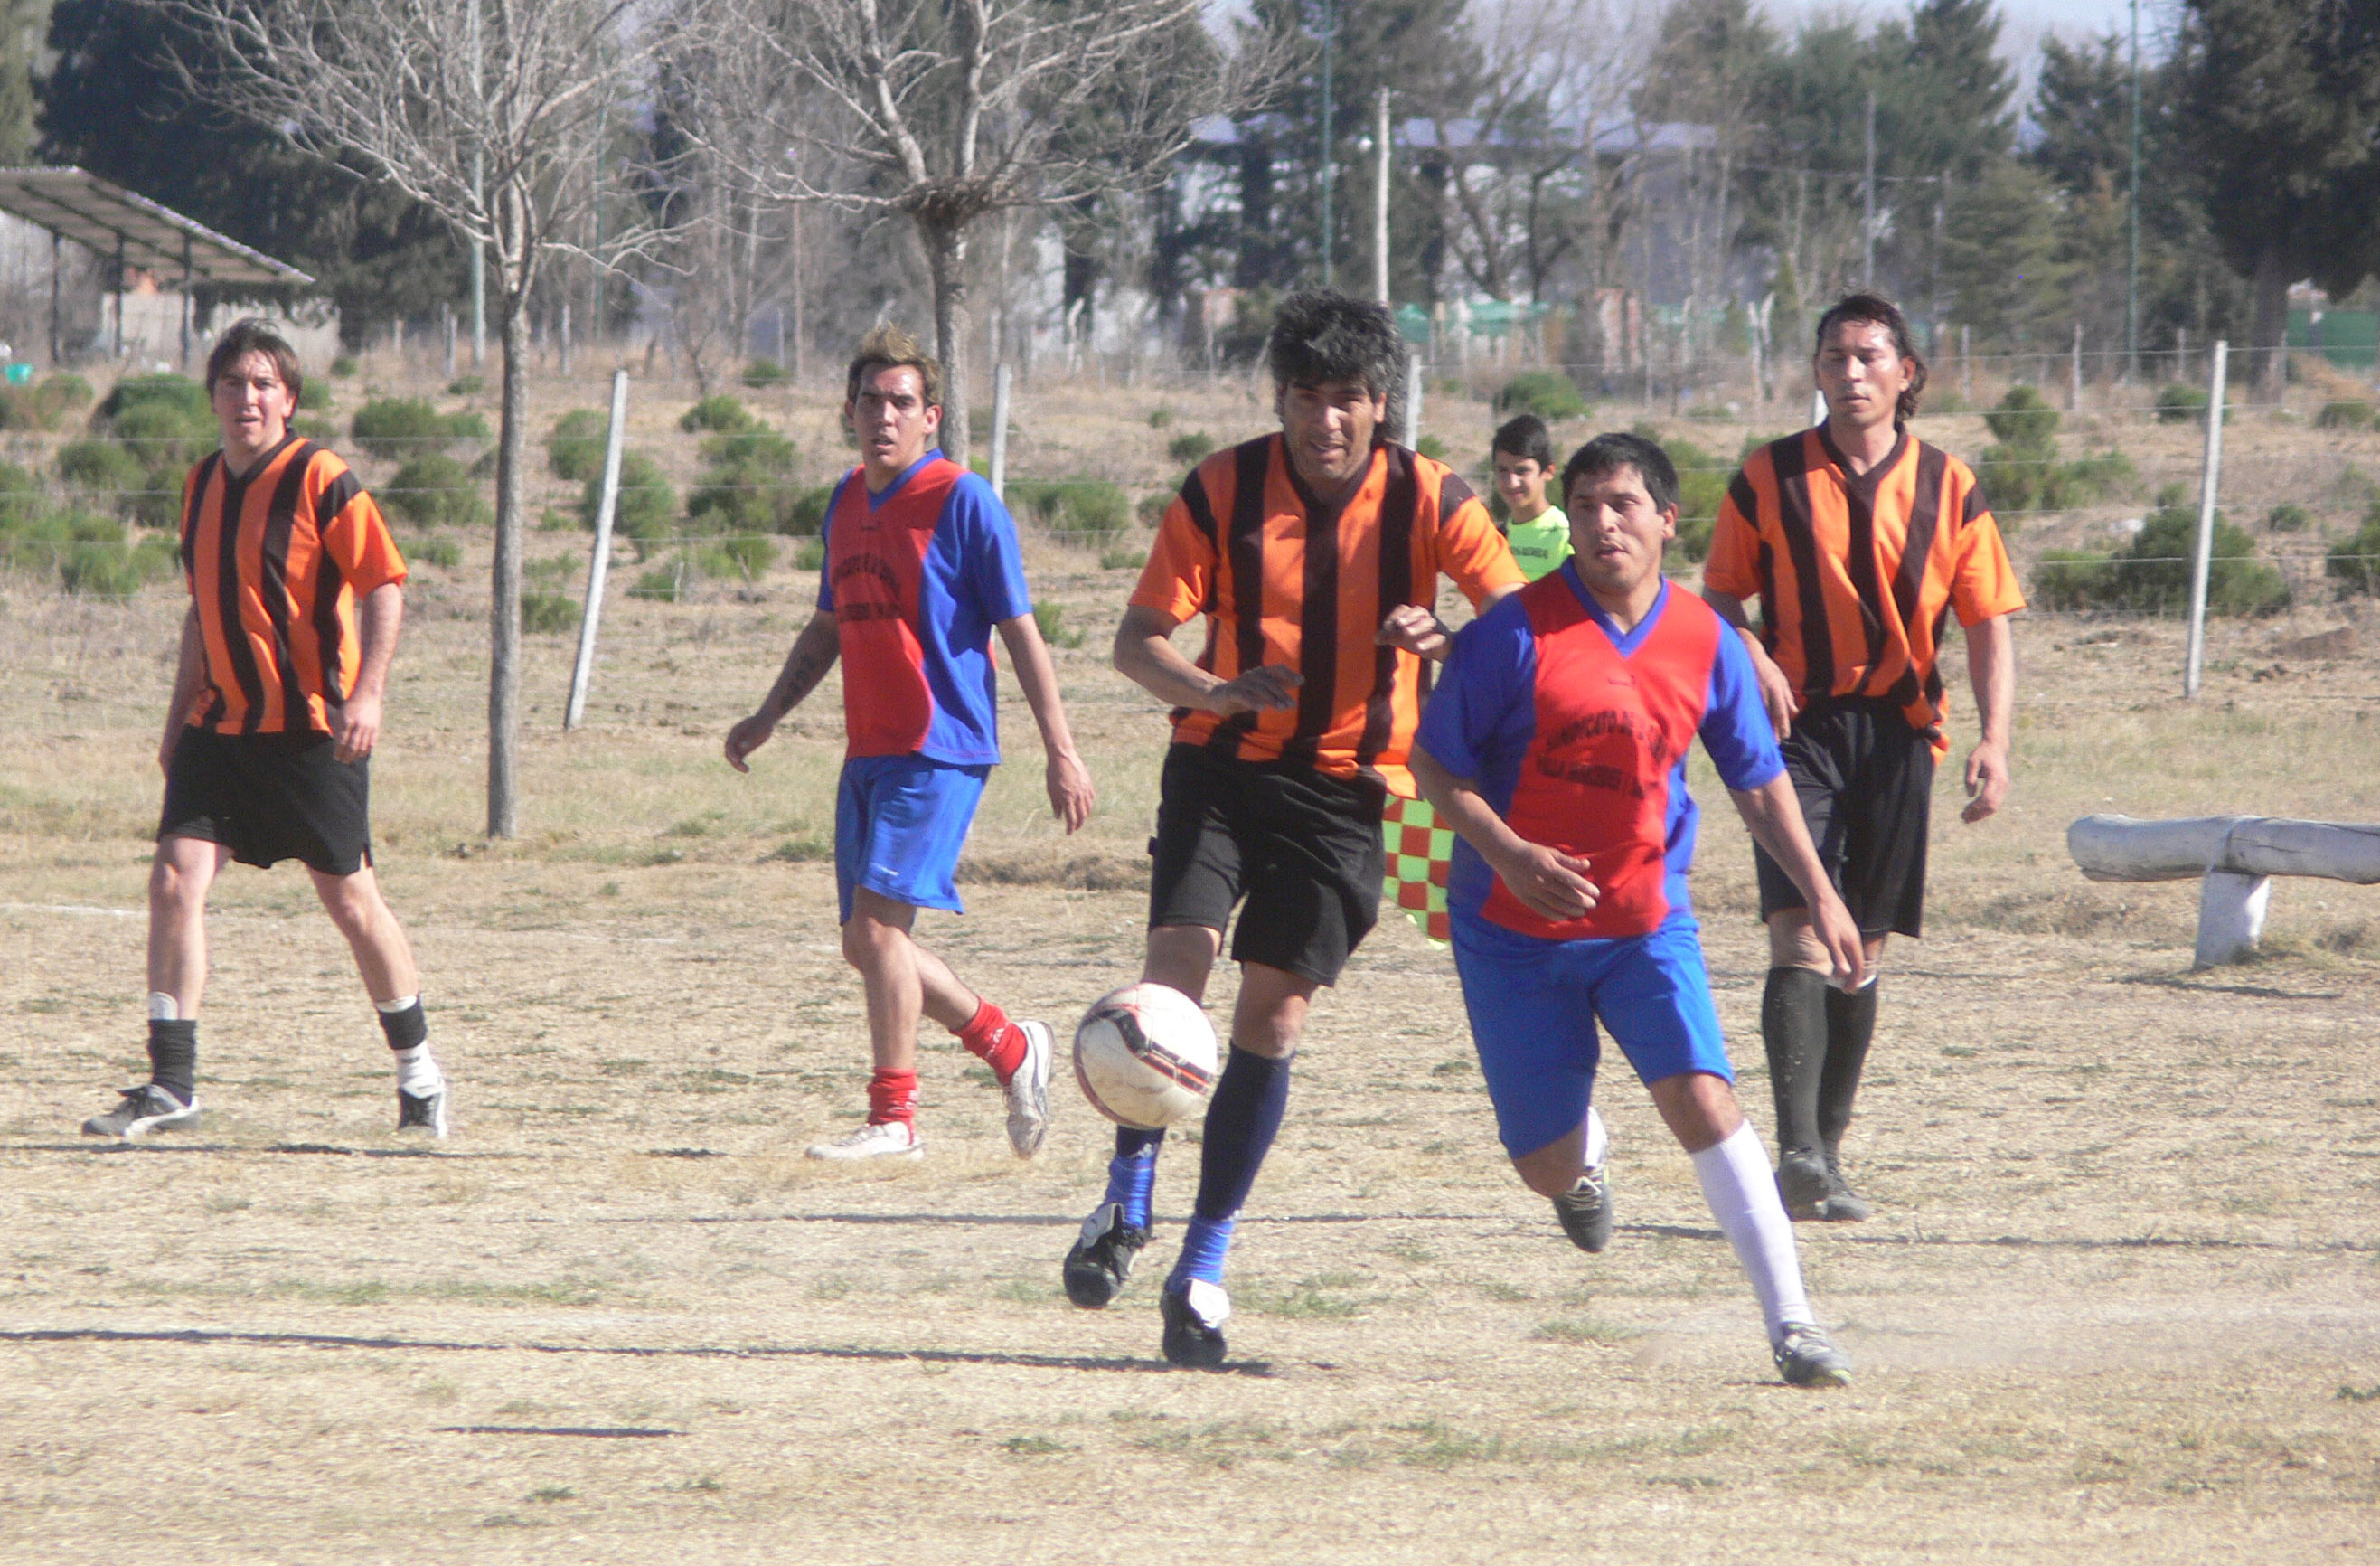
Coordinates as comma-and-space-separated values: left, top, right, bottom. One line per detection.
1146, 407, 1174, 429
582, 451, 675, 558
521, 590, 581, 633
1983, 384, 2058, 448
787, 485, 834, 538
680, 394, 757, 434
548, 409, 607, 483
695, 534, 776, 581
0, 373, 93, 431
1034, 601, 1085, 650
56, 439, 147, 514
447, 375, 484, 397
404, 535, 461, 569
2267, 503, 2311, 533
1415, 435, 1448, 461
293, 416, 338, 441
297, 379, 332, 411
1101, 545, 1148, 571
2316, 401, 2375, 431
1167, 431, 1216, 467
352, 398, 451, 461
330, 354, 360, 378
52, 521, 175, 598
1011, 478, 1131, 544
2035, 501, 2289, 616
385, 453, 487, 529
443, 410, 489, 441
98, 373, 209, 425
1495, 369, 1586, 423
741, 359, 788, 389
2156, 382, 2212, 423
688, 427, 800, 535
1656, 433, 1727, 563
2326, 511, 2380, 595
634, 555, 695, 601
0, 461, 44, 529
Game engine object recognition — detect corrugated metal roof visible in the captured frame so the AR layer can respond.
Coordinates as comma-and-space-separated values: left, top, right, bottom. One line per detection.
0, 166, 313, 288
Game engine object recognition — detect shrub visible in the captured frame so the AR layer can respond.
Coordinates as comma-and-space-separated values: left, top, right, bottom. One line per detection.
1011, 478, 1131, 544
1495, 369, 1586, 423
695, 534, 776, 581
547, 409, 607, 483
1136, 492, 1170, 527
297, 379, 332, 411
1146, 407, 1173, 429
1983, 384, 2058, 448
446, 375, 484, 397
1033, 601, 1085, 649
741, 358, 789, 390
521, 590, 581, 633
0, 462, 44, 529
581, 451, 675, 557
2156, 382, 2211, 423
97, 373, 209, 425
680, 394, 757, 434
2037, 501, 2289, 616
1101, 545, 1148, 571
352, 398, 451, 461
1167, 431, 1215, 467
688, 427, 800, 535
634, 555, 695, 601
294, 416, 338, 441
330, 354, 360, 377
787, 485, 834, 538
2267, 503, 2311, 533
2316, 401, 2375, 431
2326, 511, 2380, 596
384, 453, 487, 529
1656, 433, 1727, 563
405, 535, 461, 569
57, 439, 147, 515
1416, 435, 1447, 461
54, 522, 175, 598
0, 373, 94, 431
443, 410, 489, 441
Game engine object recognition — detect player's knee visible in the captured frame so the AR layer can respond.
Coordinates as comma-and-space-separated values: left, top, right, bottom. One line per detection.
1766, 914, 1830, 973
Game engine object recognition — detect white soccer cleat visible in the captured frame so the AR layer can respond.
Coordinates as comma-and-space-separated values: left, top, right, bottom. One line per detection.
1002, 1020, 1054, 1158
805, 1119, 925, 1161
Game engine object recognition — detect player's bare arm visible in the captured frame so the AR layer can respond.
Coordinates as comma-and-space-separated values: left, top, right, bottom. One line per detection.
1961, 611, 2016, 825
1729, 774, 1866, 987
993, 612, 1095, 833
158, 607, 207, 774
725, 609, 841, 771
1112, 601, 1301, 715
1410, 741, 1600, 923
330, 582, 402, 764
1701, 588, 1799, 737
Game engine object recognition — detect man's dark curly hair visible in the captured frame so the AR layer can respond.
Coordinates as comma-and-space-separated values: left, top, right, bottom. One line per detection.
1266, 288, 1403, 401
1813, 291, 1929, 423
1561, 431, 1680, 519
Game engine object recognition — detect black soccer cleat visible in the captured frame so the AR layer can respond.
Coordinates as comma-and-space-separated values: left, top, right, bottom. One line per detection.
396, 1082, 449, 1139
1551, 1165, 1613, 1253
1774, 1323, 1854, 1388
1160, 1279, 1230, 1369
1776, 1151, 1831, 1222
81, 1084, 201, 1140
1063, 1201, 1150, 1309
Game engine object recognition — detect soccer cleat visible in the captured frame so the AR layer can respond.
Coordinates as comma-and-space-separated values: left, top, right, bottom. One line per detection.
1063, 1201, 1150, 1309
1551, 1165, 1614, 1253
1002, 1019, 1054, 1158
1776, 1151, 1831, 1222
805, 1119, 924, 1161
81, 1085, 201, 1140
1160, 1278, 1230, 1369
396, 1081, 449, 1138
1773, 1323, 1854, 1388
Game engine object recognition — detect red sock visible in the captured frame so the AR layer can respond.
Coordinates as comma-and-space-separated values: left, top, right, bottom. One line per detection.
867, 1068, 918, 1127
955, 998, 1025, 1084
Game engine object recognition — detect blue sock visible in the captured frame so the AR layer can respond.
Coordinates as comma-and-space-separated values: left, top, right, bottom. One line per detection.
1104, 1127, 1164, 1230
1167, 1046, 1293, 1289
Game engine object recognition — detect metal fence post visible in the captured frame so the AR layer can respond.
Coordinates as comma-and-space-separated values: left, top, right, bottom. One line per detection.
565, 368, 630, 730
988, 362, 1011, 502
2183, 340, 2227, 699
1405, 349, 1424, 448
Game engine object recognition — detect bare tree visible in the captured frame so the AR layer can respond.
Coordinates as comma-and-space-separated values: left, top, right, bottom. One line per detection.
155, 0, 659, 837
666, 0, 1278, 461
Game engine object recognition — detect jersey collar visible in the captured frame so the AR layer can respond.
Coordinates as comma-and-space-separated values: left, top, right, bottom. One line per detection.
1557, 561, 1670, 656
865, 448, 944, 508
1814, 421, 1908, 497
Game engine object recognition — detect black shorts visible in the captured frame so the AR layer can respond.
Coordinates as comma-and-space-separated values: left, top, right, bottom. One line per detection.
159, 726, 374, 876
1753, 698, 1934, 939
1147, 743, 1386, 986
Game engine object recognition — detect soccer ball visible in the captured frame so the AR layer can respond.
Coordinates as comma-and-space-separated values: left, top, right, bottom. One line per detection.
1073, 983, 1218, 1130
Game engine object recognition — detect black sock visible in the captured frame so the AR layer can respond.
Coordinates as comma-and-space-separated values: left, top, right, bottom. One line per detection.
1819, 981, 1879, 1160
147, 1019, 198, 1106
1761, 967, 1830, 1159
376, 999, 428, 1052
1190, 1046, 1293, 1222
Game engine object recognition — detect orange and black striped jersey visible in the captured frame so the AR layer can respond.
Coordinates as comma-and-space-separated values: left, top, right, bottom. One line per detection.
178, 433, 408, 735
1132, 434, 1524, 797
1704, 427, 2022, 746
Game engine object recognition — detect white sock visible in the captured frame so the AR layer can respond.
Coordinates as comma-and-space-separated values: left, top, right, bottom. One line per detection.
1583, 1106, 1610, 1169
1690, 1121, 1816, 1345
148, 992, 179, 1022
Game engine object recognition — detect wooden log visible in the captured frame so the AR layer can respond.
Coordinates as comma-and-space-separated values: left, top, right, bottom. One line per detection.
2068, 815, 2249, 882
2068, 814, 2380, 968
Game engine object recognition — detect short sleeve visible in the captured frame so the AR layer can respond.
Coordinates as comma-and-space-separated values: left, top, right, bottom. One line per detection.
816, 475, 850, 612
1701, 467, 1764, 601
1129, 487, 1216, 623
1414, 595, 1537, 783
1698, 621, 1785, 793
1432, 477, 1526, 608
1949, 475, 2027, 626
314, 460, 406, 594
949, 473, 1032, 624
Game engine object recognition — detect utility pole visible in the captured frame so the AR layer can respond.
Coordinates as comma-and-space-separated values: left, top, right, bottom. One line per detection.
1374, 87, 1391, 305
468, 0, 485, 368
2126, 0, 2142, 381
1861, 90, 1877, 288
1318, 0, 1335, 288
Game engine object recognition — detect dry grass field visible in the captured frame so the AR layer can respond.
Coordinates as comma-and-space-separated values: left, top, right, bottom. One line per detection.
1, 363, 2377, 1562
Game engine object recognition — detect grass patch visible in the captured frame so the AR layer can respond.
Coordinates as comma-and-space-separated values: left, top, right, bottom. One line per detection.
1532, 1316, 1641, 1344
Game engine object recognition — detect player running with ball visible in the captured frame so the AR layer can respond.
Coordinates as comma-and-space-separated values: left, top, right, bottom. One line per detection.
727, 326, 1094, 1161
1410, 432, 1863, 1386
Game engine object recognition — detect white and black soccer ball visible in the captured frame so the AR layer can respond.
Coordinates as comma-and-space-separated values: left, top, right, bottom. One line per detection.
1072, 982, 1218, 1130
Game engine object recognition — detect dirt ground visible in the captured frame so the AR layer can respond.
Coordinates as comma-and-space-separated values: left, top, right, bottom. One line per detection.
2, 373, 2379, 1562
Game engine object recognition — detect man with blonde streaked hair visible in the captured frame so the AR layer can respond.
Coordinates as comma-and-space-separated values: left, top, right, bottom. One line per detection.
726, 325, 1095, 1160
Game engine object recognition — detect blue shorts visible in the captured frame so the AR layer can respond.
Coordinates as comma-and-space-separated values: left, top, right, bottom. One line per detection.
834, 755, 990, 924
1449, 910, 1735, 1159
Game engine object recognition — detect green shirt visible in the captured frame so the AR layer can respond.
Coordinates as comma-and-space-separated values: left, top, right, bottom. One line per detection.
1503, 509, 1572, 582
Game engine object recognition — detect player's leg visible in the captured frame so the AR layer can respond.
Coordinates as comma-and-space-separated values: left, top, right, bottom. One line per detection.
1157, 766, 1378, 1367
85, 833, 230, 1137
1608, 926, 1849, 1387
312, 863, 447, 1136
1766, 912, 1886, 1217
1068, 748, 1237, 1308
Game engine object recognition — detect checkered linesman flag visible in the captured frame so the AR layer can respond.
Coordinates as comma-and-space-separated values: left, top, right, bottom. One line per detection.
1382, 793, 1454, 947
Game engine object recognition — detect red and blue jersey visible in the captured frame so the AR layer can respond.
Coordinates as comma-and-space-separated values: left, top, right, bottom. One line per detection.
817, 450, 1033, 766
1415, 566, 1783, 942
